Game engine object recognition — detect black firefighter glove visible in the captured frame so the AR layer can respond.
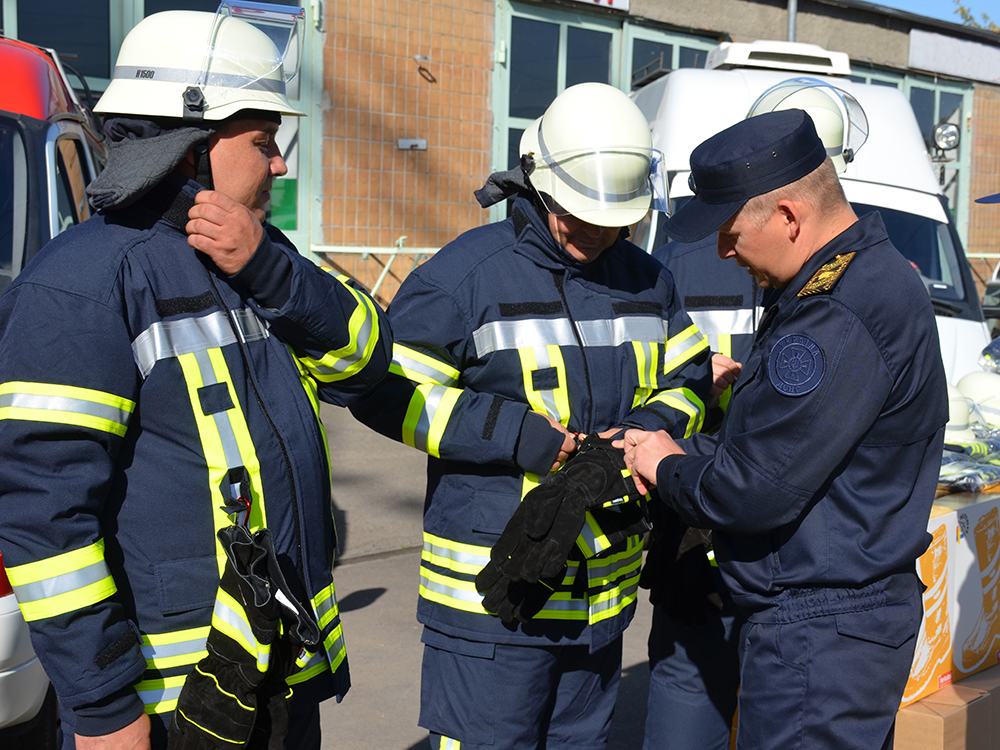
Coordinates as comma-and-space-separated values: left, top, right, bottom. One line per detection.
168, 526, 321, 750
475, 434, 649, 624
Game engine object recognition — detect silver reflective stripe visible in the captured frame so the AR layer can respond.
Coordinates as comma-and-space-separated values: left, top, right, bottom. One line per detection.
537, 125, 648, 204
474, 316, 668, 357
132, 309, 269, 378
539, 597, 588, 613
112, 66, 285, 94
0, 392, 131, 426
192, 349, 243, 473
310, 305, 375, 378
136, 682, 184, 706
411, 384, 450, 453
664, 327, 705, 367
314, 592, 337, 624
586, 547, 643, 581
530, 346, 561, 419
419, 572, 485, 605
634, 340, 657, 387
141, 636, 207, 662
423, 539, 490, 569
392, 350, 458, 386
688, 308, 761, 337
12, 558, 112, 604
214, 596, 269, 670
590, 578, 640, 616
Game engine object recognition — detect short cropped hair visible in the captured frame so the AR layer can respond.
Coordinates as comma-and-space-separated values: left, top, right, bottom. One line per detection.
738, 157, 848, 230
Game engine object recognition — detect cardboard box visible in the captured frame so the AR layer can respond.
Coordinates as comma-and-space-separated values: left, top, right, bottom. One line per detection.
954, 664, 1000, 743
895, 684, 991, 750
902, 494, 1000, 707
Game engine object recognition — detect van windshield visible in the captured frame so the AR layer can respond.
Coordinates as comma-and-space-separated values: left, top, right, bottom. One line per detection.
851, 203, 965, 304
0, 117, 28, 294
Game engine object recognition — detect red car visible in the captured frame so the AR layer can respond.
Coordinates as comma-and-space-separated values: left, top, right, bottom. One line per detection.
0, 35, 108, 747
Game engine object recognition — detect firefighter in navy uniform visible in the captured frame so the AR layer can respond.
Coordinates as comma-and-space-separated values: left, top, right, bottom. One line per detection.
0, 6, 390, 749
641, 80, 871, 750
618, 109, 947, 750
350, 83, 727, 750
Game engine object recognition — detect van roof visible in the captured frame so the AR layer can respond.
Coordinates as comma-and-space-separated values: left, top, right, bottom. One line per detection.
632, 67, 942, 199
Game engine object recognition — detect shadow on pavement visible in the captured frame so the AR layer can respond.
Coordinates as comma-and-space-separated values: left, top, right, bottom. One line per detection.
338, 587, 387, 613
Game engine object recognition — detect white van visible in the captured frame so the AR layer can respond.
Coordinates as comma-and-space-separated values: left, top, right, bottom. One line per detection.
630, 40, 989, 386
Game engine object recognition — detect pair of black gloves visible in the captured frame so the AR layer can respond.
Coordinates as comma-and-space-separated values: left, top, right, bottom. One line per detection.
474, 435, 651, 623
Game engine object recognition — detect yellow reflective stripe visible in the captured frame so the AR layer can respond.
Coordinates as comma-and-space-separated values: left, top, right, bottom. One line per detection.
517, 345, 570, 425
401, 383, 461, 457
646, 387, 705, 438
575, 512, 607, 558
423, 533, 490, 576
631, 341, 660, 391
588, 571, 640, 623
663, 324, 709, 375
297, 281, 381, 382
311, 582, 347, 674
707, 547, 718, 567
137, 674, 187, 715
631, 386, 653, 410
390, 344, 460, 386
177, 349, 266, 576
7, 539, 117, 621
140, 627, 210, 670
0, 381, 134, 436
286, 656, 330, 686
437, 736, 463, 750
213, 589, 270, 672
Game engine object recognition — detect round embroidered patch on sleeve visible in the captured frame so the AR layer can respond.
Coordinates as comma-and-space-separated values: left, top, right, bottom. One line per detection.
767, 334, 825, 396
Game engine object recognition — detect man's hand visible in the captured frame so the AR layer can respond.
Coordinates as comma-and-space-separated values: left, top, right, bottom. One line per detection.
76, 713, 151, 750
535, 412, 579, 471
710, 353, 742, 396
186, 190, 264, 275
613, 429, 685, 495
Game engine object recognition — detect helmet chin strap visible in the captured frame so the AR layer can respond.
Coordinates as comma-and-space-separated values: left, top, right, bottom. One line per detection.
193, 141, 214, 190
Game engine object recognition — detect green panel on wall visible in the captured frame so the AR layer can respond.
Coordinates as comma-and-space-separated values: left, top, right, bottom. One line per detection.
270, 178, 297, 232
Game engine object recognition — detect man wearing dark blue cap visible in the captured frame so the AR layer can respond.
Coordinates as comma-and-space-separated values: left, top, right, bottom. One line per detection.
615, 109, 948, 749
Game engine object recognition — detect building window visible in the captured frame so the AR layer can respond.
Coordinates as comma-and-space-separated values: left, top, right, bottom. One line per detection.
18, 2, 110, 78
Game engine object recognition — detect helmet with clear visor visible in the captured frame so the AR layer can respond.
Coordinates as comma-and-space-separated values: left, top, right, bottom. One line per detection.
95, 1, 305, 121
747, 78, 868, 174
520, 82, 667, 228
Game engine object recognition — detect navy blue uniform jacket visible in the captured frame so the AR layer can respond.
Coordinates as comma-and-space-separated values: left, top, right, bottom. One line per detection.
656, 212, 948, 615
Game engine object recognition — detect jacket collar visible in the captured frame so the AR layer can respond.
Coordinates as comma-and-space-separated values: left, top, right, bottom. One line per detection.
774, 210, 889, 306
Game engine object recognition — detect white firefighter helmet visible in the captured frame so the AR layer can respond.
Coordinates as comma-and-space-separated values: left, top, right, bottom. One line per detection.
95, 1, 304, 121
519, 82, 667, 228
946, 384, 978, 443
958, 371, 1000, 429
747, 77, 868, 173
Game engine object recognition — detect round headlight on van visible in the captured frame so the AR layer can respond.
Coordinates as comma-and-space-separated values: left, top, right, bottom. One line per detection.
933, 122, 960, 151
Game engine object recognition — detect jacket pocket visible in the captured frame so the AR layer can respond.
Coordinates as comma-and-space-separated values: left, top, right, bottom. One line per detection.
154, 555, 218, 615
472, 489, 520, 536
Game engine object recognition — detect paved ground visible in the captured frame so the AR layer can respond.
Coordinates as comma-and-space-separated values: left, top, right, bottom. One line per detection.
320, 403, 652, 749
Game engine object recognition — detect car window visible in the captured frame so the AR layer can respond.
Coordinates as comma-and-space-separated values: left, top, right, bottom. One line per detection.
0, 121, 28, 294
54, 136, 90, 235
852, 203, 965, 302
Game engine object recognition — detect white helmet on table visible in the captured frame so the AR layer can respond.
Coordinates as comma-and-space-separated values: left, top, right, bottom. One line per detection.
958, 371, 1000, 429
519, 82, 667, 228
95, 1, 305, 121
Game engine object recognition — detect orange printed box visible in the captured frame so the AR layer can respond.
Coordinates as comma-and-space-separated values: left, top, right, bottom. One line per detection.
902, 494, 1000, 708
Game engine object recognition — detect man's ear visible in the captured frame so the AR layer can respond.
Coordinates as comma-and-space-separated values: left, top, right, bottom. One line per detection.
776, 200, 802, 241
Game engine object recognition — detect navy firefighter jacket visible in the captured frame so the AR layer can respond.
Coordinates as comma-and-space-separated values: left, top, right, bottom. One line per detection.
0, 177, 390, 733
656, 212, 948, 616
351, 196, 715, 651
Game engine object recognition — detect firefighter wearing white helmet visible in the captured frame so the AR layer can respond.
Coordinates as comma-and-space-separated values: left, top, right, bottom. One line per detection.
349, 81, 728, 749
0, 3, 391, 749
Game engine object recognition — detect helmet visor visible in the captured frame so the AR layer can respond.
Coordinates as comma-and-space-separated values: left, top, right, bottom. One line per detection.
747, 77, 869, 166
530, 147, 669, 221
188, 1, 304, 113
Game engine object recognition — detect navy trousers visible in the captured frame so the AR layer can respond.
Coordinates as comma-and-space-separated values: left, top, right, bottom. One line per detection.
643, 573, 743, 750
735, 584, 921, 750
421, 628, 622, 750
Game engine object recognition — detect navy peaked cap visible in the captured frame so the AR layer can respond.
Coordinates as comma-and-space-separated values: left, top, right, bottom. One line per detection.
664, 109, 827, 243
